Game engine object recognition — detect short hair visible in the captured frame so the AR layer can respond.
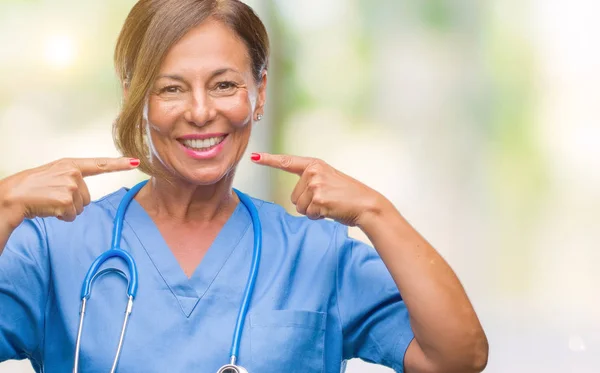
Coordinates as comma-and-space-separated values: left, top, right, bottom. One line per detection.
113, 0, 270, 176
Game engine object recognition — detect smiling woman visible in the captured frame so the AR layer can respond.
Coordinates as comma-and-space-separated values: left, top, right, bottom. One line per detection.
113, 0, 269, 183
139, 19, 265, 186
0, 1, 487, 373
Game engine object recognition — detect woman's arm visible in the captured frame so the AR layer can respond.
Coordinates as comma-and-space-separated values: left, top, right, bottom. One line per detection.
358, 197, 488, 373
0, 218, 17, 255
253, 152, 488, 373
0, 200, 25, 255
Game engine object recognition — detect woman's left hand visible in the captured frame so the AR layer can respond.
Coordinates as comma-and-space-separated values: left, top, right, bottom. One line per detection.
251, 153, 390, 227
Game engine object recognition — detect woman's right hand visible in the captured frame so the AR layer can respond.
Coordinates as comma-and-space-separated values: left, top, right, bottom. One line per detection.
0, 157, 139, 228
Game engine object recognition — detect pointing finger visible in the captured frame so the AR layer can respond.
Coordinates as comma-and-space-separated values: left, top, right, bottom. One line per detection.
75, 174, 92, 206
251, 153, 314, 176
72, 157, 140, 177
291, 171, 310, 205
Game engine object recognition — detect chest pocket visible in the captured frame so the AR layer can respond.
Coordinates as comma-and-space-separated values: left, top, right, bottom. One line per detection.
249, 310, 326, 373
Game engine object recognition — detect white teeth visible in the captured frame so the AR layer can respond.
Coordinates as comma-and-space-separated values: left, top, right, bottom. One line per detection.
182, 136, 225, 150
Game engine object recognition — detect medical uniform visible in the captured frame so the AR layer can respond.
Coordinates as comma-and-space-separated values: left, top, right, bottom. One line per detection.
0, 186, 415, 372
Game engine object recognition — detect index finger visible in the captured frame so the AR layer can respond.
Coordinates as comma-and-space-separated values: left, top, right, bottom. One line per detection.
251, 153, 314, 175
71, 157, 139, 177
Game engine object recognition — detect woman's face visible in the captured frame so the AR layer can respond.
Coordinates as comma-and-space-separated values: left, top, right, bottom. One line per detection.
143, 19, 266, 185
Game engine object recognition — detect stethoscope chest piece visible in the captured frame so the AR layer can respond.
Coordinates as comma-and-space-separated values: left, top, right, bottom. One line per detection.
216, 364, 248, 373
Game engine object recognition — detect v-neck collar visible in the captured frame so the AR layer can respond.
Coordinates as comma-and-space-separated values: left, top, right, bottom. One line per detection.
104, 187, 254, 317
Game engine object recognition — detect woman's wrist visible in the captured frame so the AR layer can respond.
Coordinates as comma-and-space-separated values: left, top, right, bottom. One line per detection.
355, 192, 400, 233
0, 183, 25, 230
0, 206, 24, 231
0, 198, 23, 255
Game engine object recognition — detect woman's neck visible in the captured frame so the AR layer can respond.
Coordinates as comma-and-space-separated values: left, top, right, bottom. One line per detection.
136, 175, 238, 224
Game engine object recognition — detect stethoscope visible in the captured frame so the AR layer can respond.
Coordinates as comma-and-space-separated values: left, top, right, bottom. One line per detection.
73, 179, 261, 373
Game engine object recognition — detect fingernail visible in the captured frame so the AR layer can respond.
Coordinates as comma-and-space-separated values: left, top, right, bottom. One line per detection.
251, 153, 261, 161
130, 158, 140, 166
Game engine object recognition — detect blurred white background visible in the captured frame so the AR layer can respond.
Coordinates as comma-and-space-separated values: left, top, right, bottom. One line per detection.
0, 0, 599, 372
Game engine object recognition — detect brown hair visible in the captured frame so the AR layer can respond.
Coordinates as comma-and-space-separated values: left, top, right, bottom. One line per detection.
113, 0, 270, 176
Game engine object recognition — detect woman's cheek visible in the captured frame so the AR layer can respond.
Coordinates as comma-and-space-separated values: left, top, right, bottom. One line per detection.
147, 97, 183, 130
217, 92, 253, 128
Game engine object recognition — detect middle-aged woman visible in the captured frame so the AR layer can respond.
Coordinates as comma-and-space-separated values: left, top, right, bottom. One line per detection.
0, 1, 488, 372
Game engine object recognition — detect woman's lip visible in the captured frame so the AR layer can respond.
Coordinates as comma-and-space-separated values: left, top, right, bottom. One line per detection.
178, 133, 228, 140
178, 135, 228, 160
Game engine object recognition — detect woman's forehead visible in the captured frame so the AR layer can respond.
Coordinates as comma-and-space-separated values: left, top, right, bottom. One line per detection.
159, 19, 251, 75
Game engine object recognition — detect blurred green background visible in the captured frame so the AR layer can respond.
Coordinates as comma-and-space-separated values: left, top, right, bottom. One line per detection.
1, 0, 599, 372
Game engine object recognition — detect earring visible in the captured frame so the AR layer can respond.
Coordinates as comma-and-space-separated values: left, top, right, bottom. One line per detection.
256, 113, 263, 121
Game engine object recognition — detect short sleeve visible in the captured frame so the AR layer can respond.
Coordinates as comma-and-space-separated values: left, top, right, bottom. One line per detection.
0, 218, 49, 367
335, 224, 415, 372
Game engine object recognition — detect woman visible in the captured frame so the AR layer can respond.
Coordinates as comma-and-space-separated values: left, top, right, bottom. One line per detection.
0, 0, 488, 372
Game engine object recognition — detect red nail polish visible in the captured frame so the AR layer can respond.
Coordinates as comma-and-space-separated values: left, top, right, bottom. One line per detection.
251, 153, 261, 161
130, 158, 140, 166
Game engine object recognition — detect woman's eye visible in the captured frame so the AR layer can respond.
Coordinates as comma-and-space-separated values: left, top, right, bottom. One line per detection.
216, 81, 236, 91
160, 85, 181, 94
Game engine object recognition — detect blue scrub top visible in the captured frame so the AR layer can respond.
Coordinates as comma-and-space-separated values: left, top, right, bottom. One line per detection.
0, 187, 414, 372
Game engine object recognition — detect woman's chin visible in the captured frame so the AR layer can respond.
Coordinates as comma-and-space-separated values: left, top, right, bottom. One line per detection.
178, 169, 232, 186
155, 156, 236, 186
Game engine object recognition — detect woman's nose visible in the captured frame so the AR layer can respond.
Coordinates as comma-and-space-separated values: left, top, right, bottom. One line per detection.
184, 91, 217, 126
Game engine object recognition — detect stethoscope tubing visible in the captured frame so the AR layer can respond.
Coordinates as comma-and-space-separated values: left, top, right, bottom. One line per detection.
229, 189, 261, 363
73, 180, 260, 373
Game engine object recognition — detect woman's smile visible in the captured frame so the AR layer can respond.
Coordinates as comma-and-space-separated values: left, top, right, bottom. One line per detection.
177, 133, 229, 160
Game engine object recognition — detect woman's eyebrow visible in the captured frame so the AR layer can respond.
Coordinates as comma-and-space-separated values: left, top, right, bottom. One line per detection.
210, 68, 241, 79
156, 74, 186, 82
156, 68, 241, 82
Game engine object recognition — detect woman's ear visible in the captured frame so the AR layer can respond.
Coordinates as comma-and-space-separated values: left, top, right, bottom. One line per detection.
254, 70, 268, 120
122, 81, 130, 101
